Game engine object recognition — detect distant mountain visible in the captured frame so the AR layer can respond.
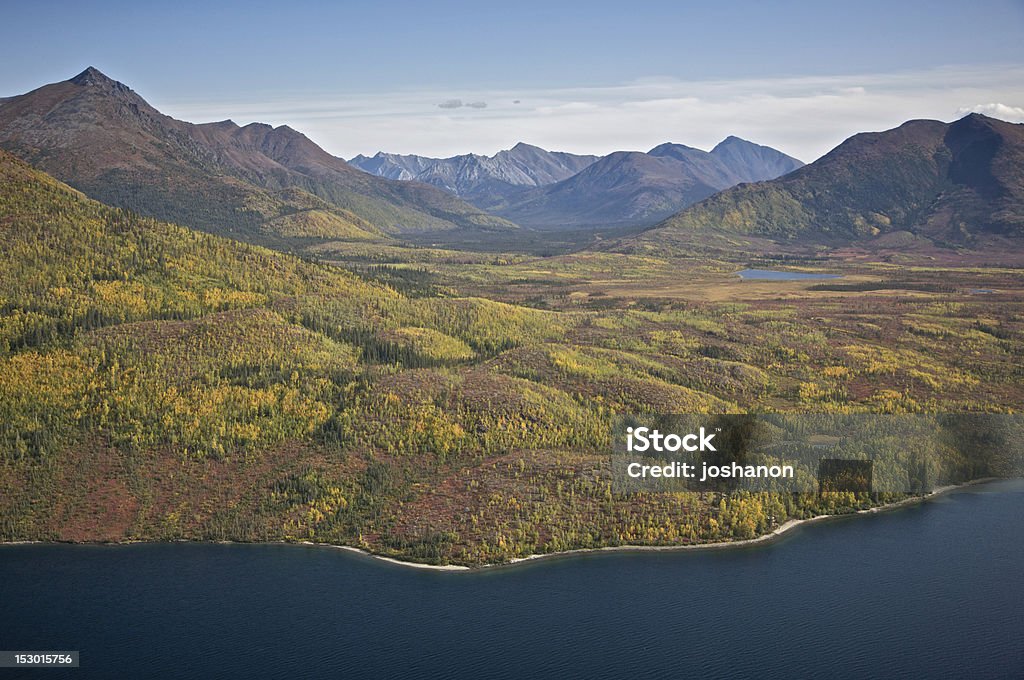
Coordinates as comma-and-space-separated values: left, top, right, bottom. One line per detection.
492, 138, 803, 228
0, 67, 514, 245
643, 114, 1024, 248
710, 136, 807, 184
349, 152, 437, 181
350, 143, 599, 208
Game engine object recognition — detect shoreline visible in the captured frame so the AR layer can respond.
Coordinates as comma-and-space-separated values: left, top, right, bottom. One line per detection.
500, 479, 992, 569
0, 478, 1001, 572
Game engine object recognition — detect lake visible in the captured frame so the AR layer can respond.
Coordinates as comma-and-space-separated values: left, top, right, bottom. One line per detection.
1, 480, 1022, 679
737, 268, 841, 280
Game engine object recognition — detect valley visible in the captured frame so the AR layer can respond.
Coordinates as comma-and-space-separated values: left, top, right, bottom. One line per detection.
1, 70, 1022, 567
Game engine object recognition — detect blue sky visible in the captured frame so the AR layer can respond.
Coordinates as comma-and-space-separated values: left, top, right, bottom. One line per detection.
2, 1, 1023, 160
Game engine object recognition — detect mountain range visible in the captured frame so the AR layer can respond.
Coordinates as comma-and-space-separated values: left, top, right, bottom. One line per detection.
493, 137, 804, 229
349, 143, 599, 208
643, 113, 1024, 248
354, 137, 803, 229
0, 67, 514, 246
1, 68, 1020, 251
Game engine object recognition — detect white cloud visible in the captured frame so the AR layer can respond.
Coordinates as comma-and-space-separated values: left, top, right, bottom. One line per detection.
151, 64, 1024, 163
436, 99, 487, 110
955, 102, 1024, 122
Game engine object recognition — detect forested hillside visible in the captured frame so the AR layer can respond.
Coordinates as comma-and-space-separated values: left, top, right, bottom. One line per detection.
2, 149, 1021, 565
645, 114, 1024, 249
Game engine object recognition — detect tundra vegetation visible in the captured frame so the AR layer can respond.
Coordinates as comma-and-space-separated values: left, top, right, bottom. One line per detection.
1, 151, 1022, 565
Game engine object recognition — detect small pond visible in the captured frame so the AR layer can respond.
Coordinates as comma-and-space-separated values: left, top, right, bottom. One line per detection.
736, 268, 842, 281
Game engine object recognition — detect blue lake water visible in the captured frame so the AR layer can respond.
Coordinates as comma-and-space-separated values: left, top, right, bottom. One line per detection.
737, 268, 842, 280
1, 480, 1022, 679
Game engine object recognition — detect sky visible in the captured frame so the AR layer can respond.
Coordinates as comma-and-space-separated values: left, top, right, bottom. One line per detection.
2, 0, 1023, 162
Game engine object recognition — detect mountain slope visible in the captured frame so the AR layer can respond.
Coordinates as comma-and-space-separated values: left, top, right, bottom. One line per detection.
710, 136, 805, 184
350, 142, 599, 208
0, 67, 514, 244
643, 114, 1024, 247
0, 148, 389, 354
494, 139, 803, 229
0, 148, 570, 467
